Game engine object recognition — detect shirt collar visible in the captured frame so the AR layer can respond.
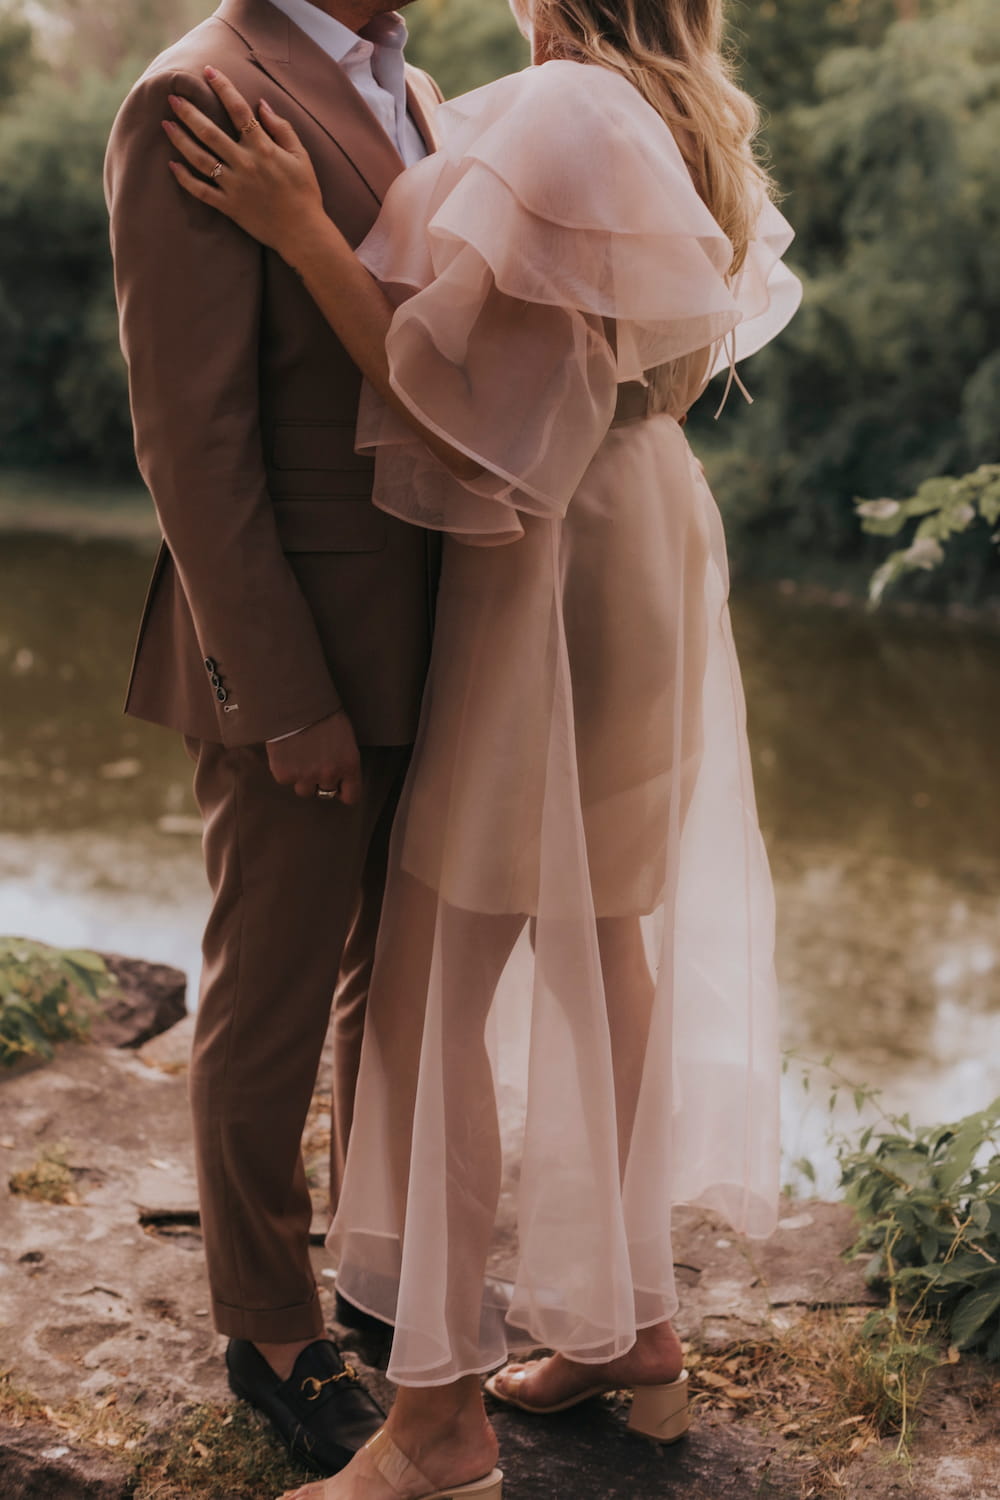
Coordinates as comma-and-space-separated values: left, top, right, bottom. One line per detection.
266, 0, 408, 63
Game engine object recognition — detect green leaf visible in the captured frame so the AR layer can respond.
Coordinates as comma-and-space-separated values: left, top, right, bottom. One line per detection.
919, 1227, 940, 1263
971, 1200, 991, 1232
950, 1280, 1000, 1350
59, 950, 106, 973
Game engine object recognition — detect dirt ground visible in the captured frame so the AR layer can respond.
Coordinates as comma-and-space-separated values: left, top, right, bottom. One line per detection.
2, 995, 999, 1499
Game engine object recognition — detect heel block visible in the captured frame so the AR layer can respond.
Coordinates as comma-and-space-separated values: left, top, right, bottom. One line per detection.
626, 1370, 690, 1444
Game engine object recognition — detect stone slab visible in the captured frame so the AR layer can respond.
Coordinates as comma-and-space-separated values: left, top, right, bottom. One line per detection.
90, 954, 187, 1051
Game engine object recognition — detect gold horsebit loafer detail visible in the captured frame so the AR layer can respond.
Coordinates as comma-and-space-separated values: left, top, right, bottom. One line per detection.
300, 1363, 360, 1400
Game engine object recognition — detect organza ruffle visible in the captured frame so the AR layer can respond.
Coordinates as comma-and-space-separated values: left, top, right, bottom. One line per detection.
355, 60, 800, 542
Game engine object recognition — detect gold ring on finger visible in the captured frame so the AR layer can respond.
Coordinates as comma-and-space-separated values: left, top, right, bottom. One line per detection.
240, 118, 260, 135
316, 787, 340, 800
210, 161, 224, 179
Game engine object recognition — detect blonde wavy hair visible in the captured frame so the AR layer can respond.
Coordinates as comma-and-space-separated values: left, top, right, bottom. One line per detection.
516, 0, 773, 275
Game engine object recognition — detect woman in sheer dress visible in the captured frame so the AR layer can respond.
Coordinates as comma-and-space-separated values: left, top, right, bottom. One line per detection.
165, 0, 801, 1493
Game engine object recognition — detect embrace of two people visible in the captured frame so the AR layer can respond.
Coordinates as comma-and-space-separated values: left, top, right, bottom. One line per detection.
103, 0, 801, 1494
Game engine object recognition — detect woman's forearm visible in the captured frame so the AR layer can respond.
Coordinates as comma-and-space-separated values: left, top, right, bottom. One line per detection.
286, 213, 483, 481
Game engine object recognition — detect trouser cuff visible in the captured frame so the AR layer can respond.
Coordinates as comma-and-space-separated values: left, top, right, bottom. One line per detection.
212, 1287, 325, 1343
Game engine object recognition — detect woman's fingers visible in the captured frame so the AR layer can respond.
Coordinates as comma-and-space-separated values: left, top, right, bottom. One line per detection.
168, 92, 238, 165
204, 65, 263, 138
168, 158, 238, 218
259, 98, 304, 155
162, 118, 222, 179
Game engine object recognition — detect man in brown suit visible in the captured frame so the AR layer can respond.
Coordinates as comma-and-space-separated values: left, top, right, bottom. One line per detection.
105, 0, 440, 1470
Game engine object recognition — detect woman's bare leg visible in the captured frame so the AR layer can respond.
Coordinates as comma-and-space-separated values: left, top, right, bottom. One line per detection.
493, 914, 681, 1408
596, 915, 657, 1177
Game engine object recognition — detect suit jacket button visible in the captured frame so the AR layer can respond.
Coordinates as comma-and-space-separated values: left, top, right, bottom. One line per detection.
216, 687, 228, 703
204, 657, 217, 673
211, 674, 222, 688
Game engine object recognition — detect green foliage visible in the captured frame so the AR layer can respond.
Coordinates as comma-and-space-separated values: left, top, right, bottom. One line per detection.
856, 464, 1000, 601
0, 64, 136, 471
0, 935, 109, 1067
406, 0, 529, 99
701, 0, 1000, 603
840, 1307, 940, 1444
732, 0, 900, 126
840, 1096, 1000, 1360
0, 6, 36, 108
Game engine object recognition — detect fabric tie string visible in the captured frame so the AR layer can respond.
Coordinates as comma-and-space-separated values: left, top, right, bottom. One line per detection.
714, 327, 754, 420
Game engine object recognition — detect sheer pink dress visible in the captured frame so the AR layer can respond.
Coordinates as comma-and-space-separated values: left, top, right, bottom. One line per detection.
327, 58, 802, 1387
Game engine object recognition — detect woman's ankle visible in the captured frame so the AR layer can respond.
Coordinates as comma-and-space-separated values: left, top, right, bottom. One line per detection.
387, 1379, 497, 1477
627, 1320, 685, 1381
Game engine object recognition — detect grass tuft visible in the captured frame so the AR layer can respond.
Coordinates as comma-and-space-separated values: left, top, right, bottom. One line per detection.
0, 1369, 318, 1499
133, 1401, 314, 1500
686, 1306, 942, 1494
8, 1142, 79, 1204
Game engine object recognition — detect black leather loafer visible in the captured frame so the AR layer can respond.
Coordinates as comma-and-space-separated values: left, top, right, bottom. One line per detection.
226, 1337, 384, 1474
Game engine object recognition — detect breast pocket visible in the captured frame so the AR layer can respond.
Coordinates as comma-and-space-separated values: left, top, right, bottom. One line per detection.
270, 422, 373, 483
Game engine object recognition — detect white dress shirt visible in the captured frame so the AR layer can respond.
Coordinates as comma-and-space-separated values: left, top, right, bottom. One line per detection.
265, 0, 429, 744
267, 0, 427, 166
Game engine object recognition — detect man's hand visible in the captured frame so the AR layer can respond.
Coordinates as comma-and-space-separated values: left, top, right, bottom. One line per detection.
266, 710, 362, 804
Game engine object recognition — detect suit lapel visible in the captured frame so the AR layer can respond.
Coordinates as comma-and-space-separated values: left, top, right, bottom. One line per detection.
216, 0, 406, 205
405, 70, 439, 154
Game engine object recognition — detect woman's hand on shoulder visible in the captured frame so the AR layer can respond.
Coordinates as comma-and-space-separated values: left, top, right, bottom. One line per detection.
163, 67, 329, 259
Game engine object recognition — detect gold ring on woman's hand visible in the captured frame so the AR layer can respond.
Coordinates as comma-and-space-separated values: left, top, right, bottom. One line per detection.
210, 161, 224, 179
240, 118, 259, 135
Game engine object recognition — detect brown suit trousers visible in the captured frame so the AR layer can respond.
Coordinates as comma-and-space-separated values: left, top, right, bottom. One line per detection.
187, 740, 408, 1340
106, 0, 441, 1339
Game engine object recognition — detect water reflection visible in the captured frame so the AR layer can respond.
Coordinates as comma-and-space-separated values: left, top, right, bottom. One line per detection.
1, 524, 999, 1188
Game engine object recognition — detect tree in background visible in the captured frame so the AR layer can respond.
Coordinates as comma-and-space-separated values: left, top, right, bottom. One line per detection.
708, 0, 1000, 599
0, 1, 212, 473
25, 0, 210, 79
0, 4, 35, 106
406, 0, 528, 100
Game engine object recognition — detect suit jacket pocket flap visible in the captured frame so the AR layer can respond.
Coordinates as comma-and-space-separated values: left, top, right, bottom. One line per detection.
273, 499, 386, 553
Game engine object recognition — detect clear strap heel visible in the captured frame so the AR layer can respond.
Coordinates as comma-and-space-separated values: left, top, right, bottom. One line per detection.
365, 1427, 504, 1499
626, 1370, 690, 1443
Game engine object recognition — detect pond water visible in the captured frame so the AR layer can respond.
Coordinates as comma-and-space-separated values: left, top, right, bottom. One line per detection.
1, 494, 998, 1192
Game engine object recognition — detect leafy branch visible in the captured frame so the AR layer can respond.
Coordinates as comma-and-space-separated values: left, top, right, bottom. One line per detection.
789, 1053, 1000, 1363
855, 464, 1000, 604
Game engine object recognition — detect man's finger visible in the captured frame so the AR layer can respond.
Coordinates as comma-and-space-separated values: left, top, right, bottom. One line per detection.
292, 778, 317, 799
338, 768, 363, 808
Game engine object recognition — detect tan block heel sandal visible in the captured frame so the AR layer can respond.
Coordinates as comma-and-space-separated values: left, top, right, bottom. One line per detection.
484, 1364, 689, 1444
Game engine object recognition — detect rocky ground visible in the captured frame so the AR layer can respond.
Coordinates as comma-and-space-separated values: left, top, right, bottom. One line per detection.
1, 961, 999, 1499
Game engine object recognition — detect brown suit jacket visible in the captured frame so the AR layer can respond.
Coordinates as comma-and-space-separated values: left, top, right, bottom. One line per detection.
105, 0, 441, 748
